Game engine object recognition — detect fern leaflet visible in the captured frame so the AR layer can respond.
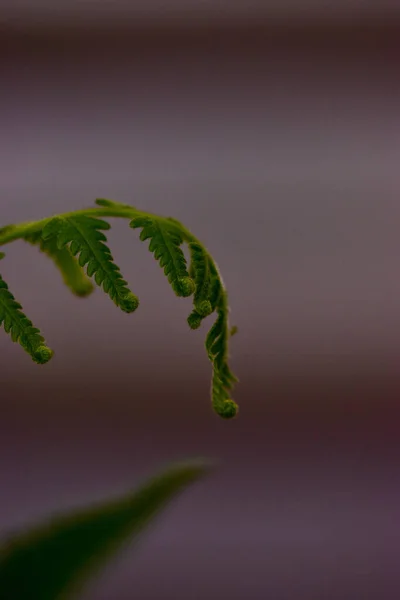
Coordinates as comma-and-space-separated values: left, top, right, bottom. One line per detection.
188, 242, 213, 316
42, 215, 139, 313
0, 271, 53, 364
130, 216, 195, 297
204, 298, 237, 418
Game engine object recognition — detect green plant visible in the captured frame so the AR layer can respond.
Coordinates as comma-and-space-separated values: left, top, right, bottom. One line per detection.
0, 459, 212, 600
0, 199, 238, 418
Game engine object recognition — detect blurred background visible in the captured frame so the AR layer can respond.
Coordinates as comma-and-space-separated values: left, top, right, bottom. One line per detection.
1, 1, 400, 598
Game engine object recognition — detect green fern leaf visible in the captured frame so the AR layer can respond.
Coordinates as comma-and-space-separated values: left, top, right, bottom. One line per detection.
205, 309, 225, 361
205, 304, 238, 419
188, 260, 223, 330
208, 262, 223, 311
212, 369, 238, 419
0, 459, 213, 600
130, 216, 195, 297
0, 273, 53, 364
25, 231, 94, 298
0, 202, 239, 417
188, 242, 213, 317
42, 216, 139, 313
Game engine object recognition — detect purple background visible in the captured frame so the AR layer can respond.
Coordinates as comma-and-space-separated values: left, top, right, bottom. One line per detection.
1, 5, 400, 599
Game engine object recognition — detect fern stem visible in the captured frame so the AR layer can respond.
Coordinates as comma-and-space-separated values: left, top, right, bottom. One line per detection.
0, 206, 193, 247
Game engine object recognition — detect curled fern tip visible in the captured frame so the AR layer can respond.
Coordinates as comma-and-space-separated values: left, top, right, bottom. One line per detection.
120, 292, 140, 314
33, 345, 54, 365
196, 299, 213, 317
187, 311, 202, 330
178, 277, 195, 298
215, 399, 238, 420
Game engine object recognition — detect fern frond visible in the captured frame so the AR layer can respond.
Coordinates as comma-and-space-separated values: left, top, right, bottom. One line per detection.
130, 216, 195, 297
0, 273, 53, 364
42, 215, 139, 313
0, 201, 238, 418
24, 231, 94, 297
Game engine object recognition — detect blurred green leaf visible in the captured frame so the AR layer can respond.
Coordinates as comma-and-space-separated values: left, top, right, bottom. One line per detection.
0, 459, 213, 600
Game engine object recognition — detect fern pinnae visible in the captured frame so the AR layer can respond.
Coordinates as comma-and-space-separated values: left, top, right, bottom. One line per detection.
0, 272, 53, 364
208, 262, 223, 311
0, 201, 238, 418
130, 216, 195, 298
205, 309, 224, 359
188, 242, 213, 318
42, 215, 139, 313
205, 287, 239, 418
